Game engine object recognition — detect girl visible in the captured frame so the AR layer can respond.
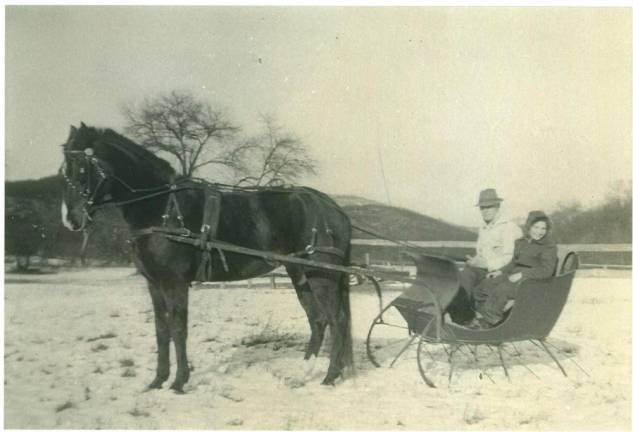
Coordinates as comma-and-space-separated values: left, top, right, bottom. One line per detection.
472, 210, 558, 328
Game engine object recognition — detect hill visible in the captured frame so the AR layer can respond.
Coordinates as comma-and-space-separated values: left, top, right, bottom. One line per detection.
549, 196, 631, 244
331, 195, 381, 208
5, 175, 62, 203
331, 194, 477, 241
5, 175, 129, 264
4, 179, 478, 264
6, 178, 630, 266
337, 200, 477, 263
342, 203, 477, 241
4, 179, 478, 243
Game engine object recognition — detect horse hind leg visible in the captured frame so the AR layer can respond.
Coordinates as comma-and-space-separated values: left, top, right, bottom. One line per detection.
302, 307, 327, 379
305, 271, 353, 385
286, 265, 328, 365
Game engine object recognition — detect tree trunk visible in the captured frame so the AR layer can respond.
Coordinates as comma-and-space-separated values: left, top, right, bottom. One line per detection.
16, 256, 30, 272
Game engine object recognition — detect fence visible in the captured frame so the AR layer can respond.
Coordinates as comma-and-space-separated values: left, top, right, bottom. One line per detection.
350, 240, 632, 269
194, 241, 631, 290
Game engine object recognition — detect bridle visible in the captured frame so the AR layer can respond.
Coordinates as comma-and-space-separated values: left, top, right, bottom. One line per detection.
60, 147, 193, 231
60, 148, 109, 231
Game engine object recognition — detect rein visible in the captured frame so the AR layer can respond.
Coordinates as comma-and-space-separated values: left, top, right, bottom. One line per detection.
350, 223, 432, 254
62, 148, 418, 268
62, 149, 347, 260
61, 148, 202, 216
62, 148, 321, 214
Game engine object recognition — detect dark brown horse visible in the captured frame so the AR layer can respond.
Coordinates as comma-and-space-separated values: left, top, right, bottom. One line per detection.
60, 123, 353, 392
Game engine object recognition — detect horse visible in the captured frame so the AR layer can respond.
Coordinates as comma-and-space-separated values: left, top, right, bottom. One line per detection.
60, 122, 353, 392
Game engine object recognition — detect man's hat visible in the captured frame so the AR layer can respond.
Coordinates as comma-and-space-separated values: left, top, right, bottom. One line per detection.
476, 188, 503, 207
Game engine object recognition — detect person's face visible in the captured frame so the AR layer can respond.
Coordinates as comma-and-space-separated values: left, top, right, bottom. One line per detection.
479, 205, 500, 223
529, 220, 548, 241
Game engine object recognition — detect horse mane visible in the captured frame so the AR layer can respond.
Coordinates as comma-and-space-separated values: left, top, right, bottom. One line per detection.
76, 125, 176, 179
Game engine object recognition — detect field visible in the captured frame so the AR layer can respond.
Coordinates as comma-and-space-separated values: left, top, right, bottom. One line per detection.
4, 267, 631, 429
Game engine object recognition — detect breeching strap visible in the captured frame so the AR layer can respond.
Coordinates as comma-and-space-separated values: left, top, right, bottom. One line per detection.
196, 188, 223, 280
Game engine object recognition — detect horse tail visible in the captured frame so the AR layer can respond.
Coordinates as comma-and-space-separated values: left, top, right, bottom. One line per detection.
340, 243, 355, 376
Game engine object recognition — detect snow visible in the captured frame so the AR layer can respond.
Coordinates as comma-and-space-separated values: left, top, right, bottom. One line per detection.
4, 268, 631, 429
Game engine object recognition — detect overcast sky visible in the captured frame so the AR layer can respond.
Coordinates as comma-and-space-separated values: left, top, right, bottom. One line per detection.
5, 6, 632, 226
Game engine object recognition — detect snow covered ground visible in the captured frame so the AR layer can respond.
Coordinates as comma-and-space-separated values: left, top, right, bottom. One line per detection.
4, 267, 631, 429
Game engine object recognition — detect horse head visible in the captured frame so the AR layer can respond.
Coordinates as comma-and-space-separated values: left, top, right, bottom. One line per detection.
60, 122, 112, 231
60, 122, 177, 231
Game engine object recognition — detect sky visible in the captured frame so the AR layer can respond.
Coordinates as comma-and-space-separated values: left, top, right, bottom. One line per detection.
4, 6, 632, 226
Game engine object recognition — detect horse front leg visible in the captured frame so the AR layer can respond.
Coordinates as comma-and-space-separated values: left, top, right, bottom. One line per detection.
167, 282, 190, 394
147, 283, 170, 389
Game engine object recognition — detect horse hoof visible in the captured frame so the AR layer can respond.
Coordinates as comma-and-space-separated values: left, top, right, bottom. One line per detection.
321, 369, 341, 386
320, 376, 337, 386
170, 383, 185, 394
146, 380, 164, 390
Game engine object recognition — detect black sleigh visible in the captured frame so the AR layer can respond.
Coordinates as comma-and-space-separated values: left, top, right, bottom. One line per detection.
365, 250, 584, 387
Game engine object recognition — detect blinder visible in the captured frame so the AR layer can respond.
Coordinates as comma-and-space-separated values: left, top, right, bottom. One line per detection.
61, 148, 109, 215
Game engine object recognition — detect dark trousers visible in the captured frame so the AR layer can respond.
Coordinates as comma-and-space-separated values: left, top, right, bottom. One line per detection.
446, 266, 487, 324
459, 265, 488, 297
473, 276, 519, 324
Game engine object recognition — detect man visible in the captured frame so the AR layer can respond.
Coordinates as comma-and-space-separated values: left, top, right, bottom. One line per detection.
446, 188, 523, 324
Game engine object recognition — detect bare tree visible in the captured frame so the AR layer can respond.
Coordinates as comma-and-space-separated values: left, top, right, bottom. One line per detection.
235, 116, 317, 186
123, 91, 241, 177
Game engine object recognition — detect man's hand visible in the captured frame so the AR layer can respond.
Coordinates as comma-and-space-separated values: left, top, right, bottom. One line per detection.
486, 270, 502, 279
508, 273, 522, 283
466, 254, 485, 268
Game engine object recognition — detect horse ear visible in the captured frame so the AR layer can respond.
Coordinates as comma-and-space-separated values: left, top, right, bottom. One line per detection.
80, 121, 87, 129
69, 125, 77, 135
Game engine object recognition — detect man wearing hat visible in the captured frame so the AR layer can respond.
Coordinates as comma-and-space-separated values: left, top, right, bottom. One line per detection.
447, 188, 523, 324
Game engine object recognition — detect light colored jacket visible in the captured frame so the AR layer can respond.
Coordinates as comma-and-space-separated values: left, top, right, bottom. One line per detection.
475, 212, 523, 271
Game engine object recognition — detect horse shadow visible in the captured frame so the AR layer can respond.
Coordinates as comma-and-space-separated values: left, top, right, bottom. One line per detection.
188, 329, 317, 389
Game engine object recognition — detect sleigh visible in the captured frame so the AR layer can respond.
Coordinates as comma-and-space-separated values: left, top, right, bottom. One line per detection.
365, 250, 584, 387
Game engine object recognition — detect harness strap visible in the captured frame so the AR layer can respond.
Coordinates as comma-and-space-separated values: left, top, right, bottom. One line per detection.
162, 188, 185, 227
197, 188, 223, 280
130, 187, 228, 280
130, 226, 193, 241
167, 235, 346, 265
298, 245, 346, 260
129, 187, 347, 279
131, 226, 345, 260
